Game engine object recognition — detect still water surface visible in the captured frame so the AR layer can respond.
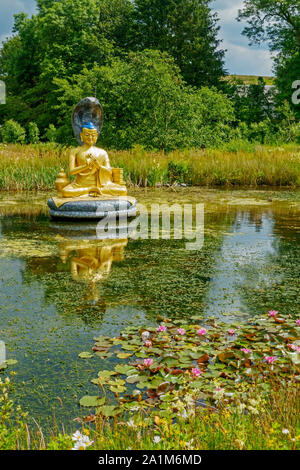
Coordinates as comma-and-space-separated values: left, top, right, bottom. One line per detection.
0, 188, 299, 429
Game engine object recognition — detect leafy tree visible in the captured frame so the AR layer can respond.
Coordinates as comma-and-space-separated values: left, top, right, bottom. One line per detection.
130, 0, 225, 87
0, 0, 133, 130
238, 1, 300, 52
227, 77, 275, 125
275, 51, 300, 117
54, 50, 234, 150
238, 1, 300, 118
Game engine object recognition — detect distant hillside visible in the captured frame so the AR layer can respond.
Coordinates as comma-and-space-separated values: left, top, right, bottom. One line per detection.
224, 75, 275, 85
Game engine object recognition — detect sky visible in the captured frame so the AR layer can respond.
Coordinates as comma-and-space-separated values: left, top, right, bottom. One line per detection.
0, 0, 273, 76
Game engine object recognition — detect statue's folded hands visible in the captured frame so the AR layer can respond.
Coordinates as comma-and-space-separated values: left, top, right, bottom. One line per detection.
60, 123, 127, 198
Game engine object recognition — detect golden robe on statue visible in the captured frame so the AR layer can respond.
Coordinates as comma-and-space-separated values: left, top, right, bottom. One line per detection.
61, 126, 126, 198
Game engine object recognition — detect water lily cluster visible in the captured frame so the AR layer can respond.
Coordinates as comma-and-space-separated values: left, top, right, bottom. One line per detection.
79, 312, 299, 419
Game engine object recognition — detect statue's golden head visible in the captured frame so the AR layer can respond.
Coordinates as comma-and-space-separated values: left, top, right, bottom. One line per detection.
80, 122, 98, 146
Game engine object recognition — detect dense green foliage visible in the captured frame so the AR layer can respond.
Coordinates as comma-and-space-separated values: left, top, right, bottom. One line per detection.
238, 0, 300, 119
54, 50, 234, 149
0, 0, 227, 148
130, 0, 225, 87
1, 120, 26, 144
0, 0, 299, 149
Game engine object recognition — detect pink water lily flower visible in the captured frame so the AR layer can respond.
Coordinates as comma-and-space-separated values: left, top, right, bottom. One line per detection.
191, 368, 203, 377
177, 328, 186, 335
287, 344, 297, 351
265, 356, 276, 364
268, 310, 278, 317
144, 358, 153, 367
227, 329, 235, 336
157, 325, 167, 332
296, 319, 300, 326
241, 348, 252, 354
197, 328, 207, 336
144, 340, 152, 348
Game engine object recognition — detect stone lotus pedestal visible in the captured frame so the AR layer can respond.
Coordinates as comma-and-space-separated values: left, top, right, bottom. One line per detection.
47, 195, 137, 220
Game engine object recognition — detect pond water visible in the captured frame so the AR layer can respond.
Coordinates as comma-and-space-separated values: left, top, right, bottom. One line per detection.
0, 188, 299, 431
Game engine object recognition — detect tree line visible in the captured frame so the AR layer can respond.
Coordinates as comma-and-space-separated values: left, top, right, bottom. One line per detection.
0, 0, 299, 149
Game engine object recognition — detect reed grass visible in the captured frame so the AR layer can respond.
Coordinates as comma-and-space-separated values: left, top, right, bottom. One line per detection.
0, 142, 300, 190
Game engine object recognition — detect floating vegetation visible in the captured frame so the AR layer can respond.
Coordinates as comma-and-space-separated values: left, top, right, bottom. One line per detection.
0, 358, 18, 371
79, 312, 300, 419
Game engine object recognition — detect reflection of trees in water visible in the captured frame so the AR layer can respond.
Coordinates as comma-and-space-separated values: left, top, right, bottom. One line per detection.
21, 210, 236, 323
235, 206, 300, 317
4, 202, 300, 323
233, 210, 266, 232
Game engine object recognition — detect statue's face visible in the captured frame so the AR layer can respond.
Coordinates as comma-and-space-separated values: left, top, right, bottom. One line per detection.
80, 128, 98, 146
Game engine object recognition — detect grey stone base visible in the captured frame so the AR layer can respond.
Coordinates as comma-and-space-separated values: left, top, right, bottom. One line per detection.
47, 197, 137, 219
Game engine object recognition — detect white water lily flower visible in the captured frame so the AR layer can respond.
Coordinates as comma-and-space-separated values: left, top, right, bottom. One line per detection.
141, 331, 150, 341
153, 435, 161, 444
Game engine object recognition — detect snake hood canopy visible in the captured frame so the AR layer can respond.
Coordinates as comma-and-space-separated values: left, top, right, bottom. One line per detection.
72, 97, 104, 145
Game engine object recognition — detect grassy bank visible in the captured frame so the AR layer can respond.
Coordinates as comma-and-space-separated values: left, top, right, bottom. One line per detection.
1, 374, 299, 450
224, 75, 275, 85
0, 142, 300, 190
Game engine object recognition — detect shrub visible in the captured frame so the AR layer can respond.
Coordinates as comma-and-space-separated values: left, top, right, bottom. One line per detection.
54, 50, 234, 150
167, 160, 191, 183
27, 122, 40, 144
44, 124, 58, 143
0, 119, 26, 144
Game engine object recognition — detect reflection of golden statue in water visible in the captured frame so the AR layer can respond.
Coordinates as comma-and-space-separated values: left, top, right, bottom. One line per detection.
58, 238, 128, 303
60, 124, 127, 198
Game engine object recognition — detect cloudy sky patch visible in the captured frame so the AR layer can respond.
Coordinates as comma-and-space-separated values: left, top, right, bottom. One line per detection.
0, 0, 273, 76
0, 0, 36, 44
212, 0, 273, 76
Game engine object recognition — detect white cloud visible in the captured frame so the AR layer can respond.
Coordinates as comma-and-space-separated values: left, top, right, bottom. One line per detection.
212, 0, 273, 76
222, 40, 273, 76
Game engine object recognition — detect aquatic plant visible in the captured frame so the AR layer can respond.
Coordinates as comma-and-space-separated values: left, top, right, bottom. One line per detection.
78, 310, 300, 422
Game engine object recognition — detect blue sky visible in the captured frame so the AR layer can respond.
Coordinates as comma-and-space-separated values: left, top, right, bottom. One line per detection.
0, 0, 273, 76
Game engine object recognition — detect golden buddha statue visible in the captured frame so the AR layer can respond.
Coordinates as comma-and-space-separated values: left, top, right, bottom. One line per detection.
60, 122, 127, 198
48, 97, 136, 218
